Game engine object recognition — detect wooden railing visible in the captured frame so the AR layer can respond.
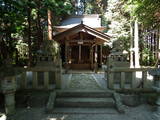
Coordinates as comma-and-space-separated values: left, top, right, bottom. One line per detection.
106, 67, 155, 91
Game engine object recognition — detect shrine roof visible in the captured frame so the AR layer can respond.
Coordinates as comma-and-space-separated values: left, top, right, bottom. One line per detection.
53, 23, 111, 43
58, 14, 101, 28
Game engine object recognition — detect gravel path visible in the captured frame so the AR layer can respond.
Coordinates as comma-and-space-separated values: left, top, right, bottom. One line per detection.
68, 74, 102, 90
92, 73, 107, 89
9, 104, 153, 120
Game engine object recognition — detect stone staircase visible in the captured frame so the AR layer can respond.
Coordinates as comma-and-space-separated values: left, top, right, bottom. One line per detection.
46, 90, 125, 114
55, 90, 115, 108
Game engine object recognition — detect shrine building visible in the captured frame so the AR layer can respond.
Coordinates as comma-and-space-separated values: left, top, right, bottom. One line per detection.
54, 14, 110, 70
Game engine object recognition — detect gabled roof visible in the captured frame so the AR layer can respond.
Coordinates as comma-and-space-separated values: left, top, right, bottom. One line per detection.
59, 14, 101, 28
53, 23, 111, 43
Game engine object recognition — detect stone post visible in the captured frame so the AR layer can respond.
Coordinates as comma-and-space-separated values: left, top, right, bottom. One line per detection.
120, 72, 125, 89
55, 69, 61, 89
21, 72, 27, 89
134, 19, 140, 68
130, 21, 134, 68
32, 72, 37, 89
44, 72, 49, 89
108, 71, 114, 89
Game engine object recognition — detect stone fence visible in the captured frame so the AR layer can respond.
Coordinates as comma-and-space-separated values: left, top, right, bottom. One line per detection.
15, 67, 61, 90
106, 67, 155, 91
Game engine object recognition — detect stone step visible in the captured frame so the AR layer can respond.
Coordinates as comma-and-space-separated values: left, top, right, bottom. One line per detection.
55, 97, 115, 108
56, 90, 113, 98
51, 107, 117, 114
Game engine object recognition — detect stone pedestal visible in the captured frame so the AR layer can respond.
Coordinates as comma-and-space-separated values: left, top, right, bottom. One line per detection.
152, 97, 160, 120
1, 76, 16, 115
4, 92, 15, 115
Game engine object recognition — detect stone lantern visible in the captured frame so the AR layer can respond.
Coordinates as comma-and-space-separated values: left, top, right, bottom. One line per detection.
35, 40, 62, 89
149, 68, 160, 120
107, 40, 129, 69
36, 40, 60, 67
0, 59, 19, 115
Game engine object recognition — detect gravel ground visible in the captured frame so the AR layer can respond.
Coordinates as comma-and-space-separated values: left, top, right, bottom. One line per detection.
68, 74, 102, 90
9, 104, 153, 120
92, 73, 107, 89
61, 74, 71, 89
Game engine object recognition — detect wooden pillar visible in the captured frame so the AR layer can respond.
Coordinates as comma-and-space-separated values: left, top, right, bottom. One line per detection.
100, 45, 102, 67
95, 45, 98, 72
90, 46, 93, 69
65, 41, 68, 64
65, 39, 69, 71
78, 45, 81, 63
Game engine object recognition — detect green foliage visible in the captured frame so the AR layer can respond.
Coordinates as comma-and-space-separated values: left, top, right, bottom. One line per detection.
41, 40, 60, 57
123, 0, 160, 27
85, 0, 108, 14
0, 0, 74, 66
16, 40, 29, 59
105, 0, 130, 51
140, 46, 157, 66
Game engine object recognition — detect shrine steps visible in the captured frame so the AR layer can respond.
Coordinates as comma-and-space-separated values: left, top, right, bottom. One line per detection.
54, 90, 116, 110
56, 90, 113, 98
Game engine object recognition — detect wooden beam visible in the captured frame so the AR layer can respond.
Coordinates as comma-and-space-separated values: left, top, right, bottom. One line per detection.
67, 39, 95, 43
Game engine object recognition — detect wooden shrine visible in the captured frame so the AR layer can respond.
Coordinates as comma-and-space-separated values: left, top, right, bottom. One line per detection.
54, 15, 110, 70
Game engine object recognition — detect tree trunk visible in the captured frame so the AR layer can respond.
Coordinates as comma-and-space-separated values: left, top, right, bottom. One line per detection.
37, 0, 43, 48
158, 28, 160, 67
48, 9, 52, 40
27, 6, 32, 67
